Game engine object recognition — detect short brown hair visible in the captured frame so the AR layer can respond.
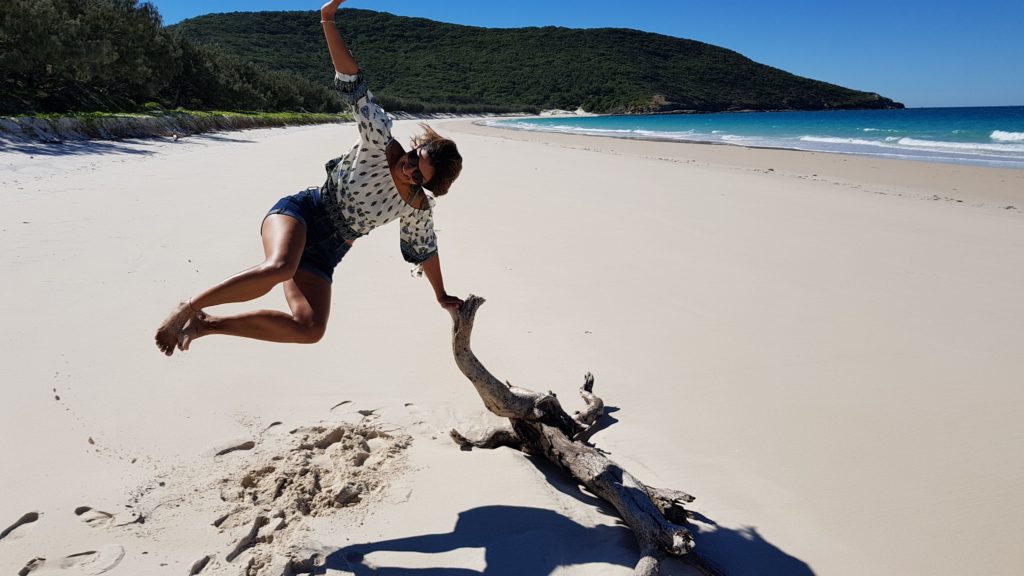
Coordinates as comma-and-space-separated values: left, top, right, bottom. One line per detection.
411, 123, 462, 196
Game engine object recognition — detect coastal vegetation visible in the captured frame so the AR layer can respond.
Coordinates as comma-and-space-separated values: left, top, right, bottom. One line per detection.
0, 0, 344, 115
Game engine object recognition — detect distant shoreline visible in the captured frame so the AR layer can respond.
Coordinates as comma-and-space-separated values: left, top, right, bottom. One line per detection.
478, 107, 1024, 170
449, 117, 1024, 210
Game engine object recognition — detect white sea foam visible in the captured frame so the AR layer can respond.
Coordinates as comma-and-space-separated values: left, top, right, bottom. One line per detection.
898, 137, 1024, 153
800, 136, 890, 147
798, 135, 1024, 154
487, 121, 714, 143
992, 130, 1024, 142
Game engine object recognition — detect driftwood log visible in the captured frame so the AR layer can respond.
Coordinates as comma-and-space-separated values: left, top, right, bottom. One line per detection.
448, 295, 713, 576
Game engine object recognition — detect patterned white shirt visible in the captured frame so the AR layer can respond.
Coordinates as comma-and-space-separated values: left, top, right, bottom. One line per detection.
321, 71, 437, 264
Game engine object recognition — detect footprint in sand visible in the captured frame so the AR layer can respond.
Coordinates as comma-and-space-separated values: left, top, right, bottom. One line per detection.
74, 507, 114, 528
18, 557, 45, 576
59, 545, 125, 574
215, 441, 255, 457
204, 438, 256, 457
0, 512, 41, 541
188, 554, 213, 575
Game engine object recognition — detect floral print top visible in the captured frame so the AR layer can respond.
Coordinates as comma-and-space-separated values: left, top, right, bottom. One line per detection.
320, 70, 437, 265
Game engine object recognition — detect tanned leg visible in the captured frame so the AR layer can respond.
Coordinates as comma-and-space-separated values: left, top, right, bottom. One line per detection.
183, 268, 332, 347
155, 214, 306, 355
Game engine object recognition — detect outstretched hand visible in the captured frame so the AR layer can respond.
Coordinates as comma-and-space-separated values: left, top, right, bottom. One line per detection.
320, 0, 344, 19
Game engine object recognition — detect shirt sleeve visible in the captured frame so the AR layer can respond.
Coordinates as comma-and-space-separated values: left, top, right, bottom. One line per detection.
334, 70, 392, 151
399, 208, 438, 265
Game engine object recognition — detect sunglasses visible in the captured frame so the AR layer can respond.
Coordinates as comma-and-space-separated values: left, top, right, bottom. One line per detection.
406, 148, 425, 186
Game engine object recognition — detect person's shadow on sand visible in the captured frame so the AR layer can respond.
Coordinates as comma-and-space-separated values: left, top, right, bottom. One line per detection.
321, 505, 635, 575
319, 505, 815, 576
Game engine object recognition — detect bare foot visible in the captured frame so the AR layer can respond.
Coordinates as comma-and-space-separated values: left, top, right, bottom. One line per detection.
177, 311, 209, 352
155, 301, 197, 356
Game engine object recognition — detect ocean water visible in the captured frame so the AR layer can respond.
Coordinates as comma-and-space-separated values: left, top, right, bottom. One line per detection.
486, 107, 1024, 169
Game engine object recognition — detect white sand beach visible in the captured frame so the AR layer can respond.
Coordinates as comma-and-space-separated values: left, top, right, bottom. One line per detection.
2, 119, 1023, 576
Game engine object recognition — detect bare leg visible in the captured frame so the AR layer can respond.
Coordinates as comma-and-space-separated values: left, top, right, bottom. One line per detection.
191, 214, 308, 309
181, 268, 331, 346
155, 214, 307, 355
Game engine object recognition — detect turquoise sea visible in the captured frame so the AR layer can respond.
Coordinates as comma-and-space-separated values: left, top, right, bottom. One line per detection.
487, 107, 1024, 169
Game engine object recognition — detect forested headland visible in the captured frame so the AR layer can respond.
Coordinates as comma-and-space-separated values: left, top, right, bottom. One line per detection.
173, 9, 903, 114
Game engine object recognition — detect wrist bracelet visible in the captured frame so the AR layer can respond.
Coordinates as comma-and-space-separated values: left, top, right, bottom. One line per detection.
321, 20, 332, 23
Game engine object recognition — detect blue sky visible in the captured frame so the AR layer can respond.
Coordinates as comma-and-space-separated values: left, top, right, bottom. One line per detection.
150, 0, 1024, 108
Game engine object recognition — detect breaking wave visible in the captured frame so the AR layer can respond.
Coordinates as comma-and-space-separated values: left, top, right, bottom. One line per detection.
992, 130, 1024, 142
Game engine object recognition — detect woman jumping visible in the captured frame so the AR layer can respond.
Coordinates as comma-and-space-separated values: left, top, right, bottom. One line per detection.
155, 0, 464, 356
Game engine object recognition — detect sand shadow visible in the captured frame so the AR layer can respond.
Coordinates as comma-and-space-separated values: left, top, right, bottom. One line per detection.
320, 506, 812, 575
519, 456, 813, 575
675, 511, 815, 576
0, 138, 159, 157
1, 132, 257, 156
320, 505, 638, 575
576, 406, 620, 444
188, 133, 257, 144
522, 452, 620, 515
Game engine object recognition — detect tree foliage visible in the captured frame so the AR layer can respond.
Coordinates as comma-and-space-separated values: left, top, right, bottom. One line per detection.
0, 0, 343, 114
173, 9, 903, 114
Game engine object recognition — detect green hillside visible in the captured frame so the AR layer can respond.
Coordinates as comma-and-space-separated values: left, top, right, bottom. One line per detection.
173, 8, 903, 114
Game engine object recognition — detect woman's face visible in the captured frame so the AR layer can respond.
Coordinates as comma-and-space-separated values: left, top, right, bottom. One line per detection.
399, 147, 436, 189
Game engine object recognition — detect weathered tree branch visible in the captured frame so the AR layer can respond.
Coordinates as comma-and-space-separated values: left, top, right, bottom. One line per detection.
449, 426, 523, 451
573, 372, 604, 433
449, 295, 696, 576
644, 485, 697, 525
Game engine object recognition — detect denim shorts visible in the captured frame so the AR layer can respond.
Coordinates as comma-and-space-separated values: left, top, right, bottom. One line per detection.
264, 187, 351, 283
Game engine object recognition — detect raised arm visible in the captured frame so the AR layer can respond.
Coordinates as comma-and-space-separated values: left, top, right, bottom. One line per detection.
321, 0, 358, 74
322, 0, 393, 148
